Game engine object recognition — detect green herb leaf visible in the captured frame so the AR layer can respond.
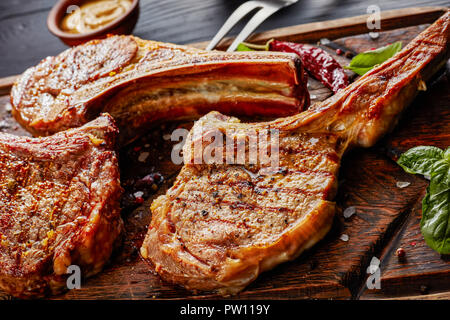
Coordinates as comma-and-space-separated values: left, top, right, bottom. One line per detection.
421, 158, 450, 254
236, 43, 255, 51
236, 41, 271, 52
397, 145, 444, 176
445, 146, 450, 162
398, 145, 450, 255
345, 41, 402, 75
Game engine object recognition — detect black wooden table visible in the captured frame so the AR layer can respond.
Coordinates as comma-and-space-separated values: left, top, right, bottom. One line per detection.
0, 0, 447, 77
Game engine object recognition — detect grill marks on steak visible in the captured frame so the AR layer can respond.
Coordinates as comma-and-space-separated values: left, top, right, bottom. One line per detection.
141, 12, 450, 294
142, 113, 339, 293
11, 36, 309, 144
0, 114, 122, 298
11, 37, 138, 130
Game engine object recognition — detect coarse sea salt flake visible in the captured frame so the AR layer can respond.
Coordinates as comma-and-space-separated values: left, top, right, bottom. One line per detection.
396, 181, 411, 188
343, 206, 356, 218
340, 234, 349, 242
309, 137, 319, 146
163, 134, 171, 141
133, 191, 144, 198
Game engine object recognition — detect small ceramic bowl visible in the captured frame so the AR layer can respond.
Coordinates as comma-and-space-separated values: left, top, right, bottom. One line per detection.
47, 0, 139, 46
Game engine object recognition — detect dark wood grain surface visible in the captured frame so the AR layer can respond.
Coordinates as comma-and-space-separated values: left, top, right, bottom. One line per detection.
0, 7, 448, 298
0, 0, 449, 77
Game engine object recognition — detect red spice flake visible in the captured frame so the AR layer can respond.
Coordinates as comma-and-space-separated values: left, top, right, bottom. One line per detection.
133, 146, 142, 152
410, 241, 417, 246
153, 173, 162, 182
335, 48, 343, 55
135, 197, 144, 204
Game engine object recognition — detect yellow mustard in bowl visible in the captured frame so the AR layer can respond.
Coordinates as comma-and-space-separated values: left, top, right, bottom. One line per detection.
61, 0, 133, 34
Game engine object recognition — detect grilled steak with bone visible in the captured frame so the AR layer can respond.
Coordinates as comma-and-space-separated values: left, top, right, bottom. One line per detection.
141, 12, 450, 294
0, 114, 122, 298
11, 36, 309, 145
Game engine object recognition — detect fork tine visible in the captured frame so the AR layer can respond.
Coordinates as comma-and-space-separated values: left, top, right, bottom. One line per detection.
206, 1, 263, 51
226, 5, 281, 52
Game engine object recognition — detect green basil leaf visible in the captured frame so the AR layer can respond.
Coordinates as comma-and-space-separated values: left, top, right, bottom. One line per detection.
429, 159, 450, 196
397, 146, 444, 176
236, 43, 255, 51
421, 162, 450, 254
345, 41, 402, 75
344, 66, 373, 75
445, 146, 450, 162
236, 41, 271, 52
398, 145, 450, 255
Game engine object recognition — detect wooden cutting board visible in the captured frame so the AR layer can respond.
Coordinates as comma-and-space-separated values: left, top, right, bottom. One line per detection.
0, 7, 448, 300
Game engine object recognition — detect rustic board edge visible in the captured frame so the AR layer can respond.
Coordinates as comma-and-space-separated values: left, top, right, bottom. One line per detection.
190, 6, 448, 49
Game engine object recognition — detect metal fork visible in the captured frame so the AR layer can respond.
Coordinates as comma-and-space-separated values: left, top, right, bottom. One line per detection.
206, 0, 298, 52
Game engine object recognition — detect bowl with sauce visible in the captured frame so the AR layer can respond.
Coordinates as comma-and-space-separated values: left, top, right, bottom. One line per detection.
48, 0, 139, 46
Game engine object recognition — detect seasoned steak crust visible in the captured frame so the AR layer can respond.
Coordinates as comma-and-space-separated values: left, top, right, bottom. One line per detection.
143, 112, 338, 294
11, 36, 138, 131
11, 36, 309, 145
141, 12, 450, 294
0, 114, 123, 298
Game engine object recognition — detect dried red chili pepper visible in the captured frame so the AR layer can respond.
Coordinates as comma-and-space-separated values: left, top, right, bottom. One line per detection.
269, 40, 349, 93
